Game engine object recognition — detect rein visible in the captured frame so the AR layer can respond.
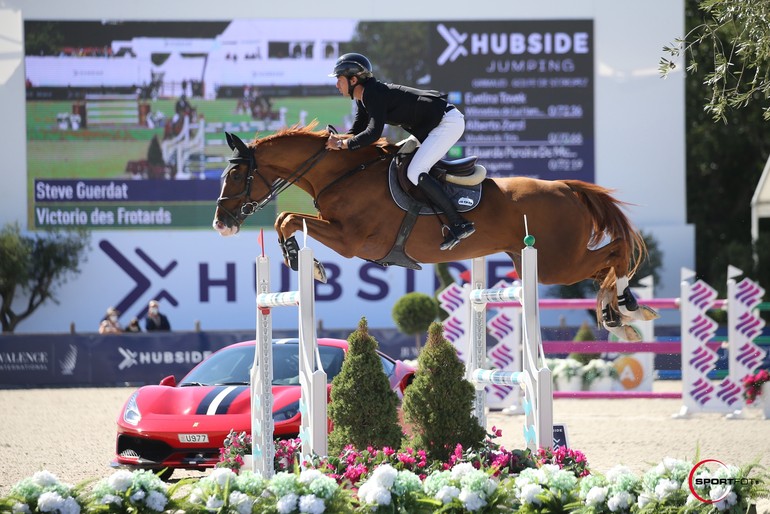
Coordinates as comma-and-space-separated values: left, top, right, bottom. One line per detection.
313, 153, 390, 209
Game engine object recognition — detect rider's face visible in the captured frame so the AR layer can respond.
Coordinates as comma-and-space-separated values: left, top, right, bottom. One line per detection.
336, 76, 357, 97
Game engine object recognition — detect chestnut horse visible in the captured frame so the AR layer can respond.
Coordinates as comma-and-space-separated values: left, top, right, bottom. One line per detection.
213, 123, 658, 340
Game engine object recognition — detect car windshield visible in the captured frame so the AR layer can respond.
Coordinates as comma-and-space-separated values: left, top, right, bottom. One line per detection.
179, 343, 348, 386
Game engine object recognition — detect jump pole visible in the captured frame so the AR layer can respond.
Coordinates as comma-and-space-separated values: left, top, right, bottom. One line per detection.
252, 235, 327, 477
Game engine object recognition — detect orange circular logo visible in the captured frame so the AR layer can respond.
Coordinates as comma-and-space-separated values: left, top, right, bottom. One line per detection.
613, 356, 644, 389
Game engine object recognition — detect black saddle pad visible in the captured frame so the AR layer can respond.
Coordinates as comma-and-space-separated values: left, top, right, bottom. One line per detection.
388, 159, 482, 214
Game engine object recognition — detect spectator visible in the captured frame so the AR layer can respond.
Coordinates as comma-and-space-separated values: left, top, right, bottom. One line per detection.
98, 307, 122, 334
125, 318, 142, 333
145, 300, 171, 331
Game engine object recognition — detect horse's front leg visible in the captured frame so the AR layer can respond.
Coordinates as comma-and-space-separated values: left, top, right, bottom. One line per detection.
274, 212, 296, 269
278, 212, 357, 283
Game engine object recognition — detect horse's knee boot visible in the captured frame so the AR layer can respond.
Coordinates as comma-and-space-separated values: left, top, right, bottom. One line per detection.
282, 236, 300, 271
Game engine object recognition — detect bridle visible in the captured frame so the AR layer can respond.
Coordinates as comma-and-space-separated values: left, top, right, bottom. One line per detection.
215, 144, 328, 227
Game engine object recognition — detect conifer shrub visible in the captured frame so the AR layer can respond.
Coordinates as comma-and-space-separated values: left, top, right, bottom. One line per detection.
327, 317, 403, 455
568, 321, 600, 365
402, 322, 486, 461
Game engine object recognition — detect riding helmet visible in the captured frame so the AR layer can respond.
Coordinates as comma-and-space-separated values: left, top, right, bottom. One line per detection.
329, 53, 373, 78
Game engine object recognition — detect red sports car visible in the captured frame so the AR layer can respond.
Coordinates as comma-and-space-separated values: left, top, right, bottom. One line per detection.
112, 338, 414, 479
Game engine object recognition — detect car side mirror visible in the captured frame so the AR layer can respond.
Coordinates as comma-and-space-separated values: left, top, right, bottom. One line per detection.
159, 375, 176, 387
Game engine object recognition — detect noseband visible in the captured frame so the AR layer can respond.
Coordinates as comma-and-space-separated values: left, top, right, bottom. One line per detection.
216, 146, 328, 227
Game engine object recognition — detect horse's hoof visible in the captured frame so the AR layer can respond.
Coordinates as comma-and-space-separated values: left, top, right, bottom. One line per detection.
620, 304, 660, 322
638, 305, 660, 321
604, 323, 642, 342
313, 260, 327, 284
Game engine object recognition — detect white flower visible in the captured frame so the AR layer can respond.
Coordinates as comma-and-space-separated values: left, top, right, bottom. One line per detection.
450, 462, 476, 480
370, 487, 392, 506
277, 493, 298, 514
145, 490, 167, 512
714, 491, 737, 511
435, 485, 460, 504
519, 483, 543, 505
210, 467, 236, 488
11, 503, 30, 514
36, 492, 64, 513
229, 491, 253, 514
654, 478, 679, 500
605, 465, 634, 483
636, 491, 653, 508
299, 469, 323, 484
371, 464, 398, 488
60, 497, 80, 514
205, 495, 224, 511
586, 486, 608, 506
298, 494, 325, 514
358, 474, 393, 507
31, 471, 60, 488
459, 490, 487, 511
100, 494, 122, 506
130, 490, 146, 503
107, 470, 134, 492
608, 491, 632, 511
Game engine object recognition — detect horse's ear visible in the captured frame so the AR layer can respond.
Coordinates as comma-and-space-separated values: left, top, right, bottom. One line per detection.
228, 132, 250, 155
225, 132, 236, 151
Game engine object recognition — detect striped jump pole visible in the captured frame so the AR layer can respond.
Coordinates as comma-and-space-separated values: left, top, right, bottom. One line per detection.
252, 239, 327, 477
468, 233, 553, 451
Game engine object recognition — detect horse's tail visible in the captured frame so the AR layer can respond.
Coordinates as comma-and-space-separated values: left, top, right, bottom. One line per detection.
560, 179, 647, 280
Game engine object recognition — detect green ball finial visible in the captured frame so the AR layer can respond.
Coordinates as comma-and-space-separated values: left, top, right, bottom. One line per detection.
523, 234, 535, 247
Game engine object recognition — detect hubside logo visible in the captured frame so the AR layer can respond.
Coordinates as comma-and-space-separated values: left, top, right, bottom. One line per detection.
436, 23, 590, 65
100, 240, 179, 317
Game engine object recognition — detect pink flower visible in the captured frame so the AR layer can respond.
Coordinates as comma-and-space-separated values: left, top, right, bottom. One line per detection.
397, 453, 416, 465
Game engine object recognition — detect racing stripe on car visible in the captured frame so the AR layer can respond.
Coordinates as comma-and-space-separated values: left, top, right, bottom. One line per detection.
195, 386, 247, 415
195, 387, 227, 415
205, 386, 237, 415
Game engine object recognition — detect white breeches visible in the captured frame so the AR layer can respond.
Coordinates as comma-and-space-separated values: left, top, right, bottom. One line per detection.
406, 107, 465, 185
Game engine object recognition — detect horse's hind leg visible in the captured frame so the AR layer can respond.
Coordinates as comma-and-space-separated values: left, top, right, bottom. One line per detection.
615, 275, 660, 322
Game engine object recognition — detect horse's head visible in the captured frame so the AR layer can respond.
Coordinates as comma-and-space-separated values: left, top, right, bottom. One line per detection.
212, 126, 330, 236
213, 132, 269, 236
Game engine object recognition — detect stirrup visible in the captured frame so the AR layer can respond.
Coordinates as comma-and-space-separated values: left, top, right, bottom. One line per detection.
440, 233, 460, 251
453, 221, 475, 240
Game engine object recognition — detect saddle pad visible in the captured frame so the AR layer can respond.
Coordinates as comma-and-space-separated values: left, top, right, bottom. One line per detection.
388, 160, 482, 215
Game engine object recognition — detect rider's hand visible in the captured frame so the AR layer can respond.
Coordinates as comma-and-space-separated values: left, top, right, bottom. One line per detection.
326, 135, 345, 150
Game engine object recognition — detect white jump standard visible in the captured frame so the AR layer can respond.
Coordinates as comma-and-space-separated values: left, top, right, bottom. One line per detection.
252, 241, 327, 477
467, 234, 554, 451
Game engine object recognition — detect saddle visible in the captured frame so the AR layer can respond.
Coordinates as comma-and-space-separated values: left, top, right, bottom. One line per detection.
372, 148, 487, 270
390, 152, 484, 215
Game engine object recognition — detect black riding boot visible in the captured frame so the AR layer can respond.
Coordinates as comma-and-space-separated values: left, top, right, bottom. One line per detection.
417, 173, 475, 251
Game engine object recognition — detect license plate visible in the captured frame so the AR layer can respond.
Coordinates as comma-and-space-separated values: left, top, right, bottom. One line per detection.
178, 433, 209, 443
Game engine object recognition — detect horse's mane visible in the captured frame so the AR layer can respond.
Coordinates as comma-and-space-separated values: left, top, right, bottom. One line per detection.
252, 119, 391, 150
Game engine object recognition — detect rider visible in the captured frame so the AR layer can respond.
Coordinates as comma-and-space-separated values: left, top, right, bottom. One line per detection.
325, 53, 475, 251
